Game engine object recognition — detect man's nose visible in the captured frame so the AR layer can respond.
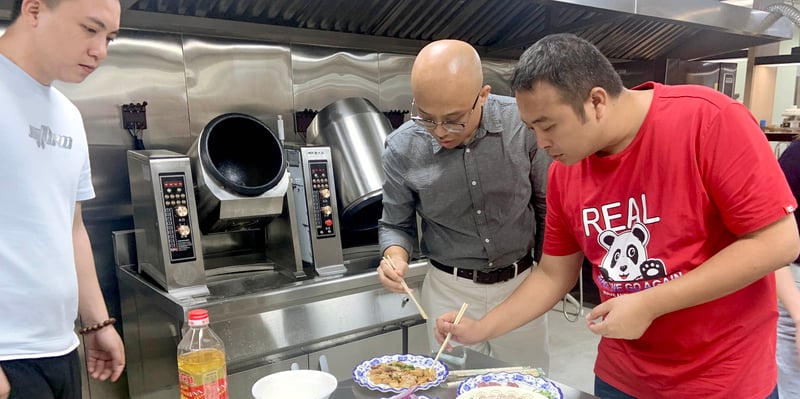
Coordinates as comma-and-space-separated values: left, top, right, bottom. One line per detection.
88, 39, 109, 61
536, 135, 551, 149
431, 124, 449, 137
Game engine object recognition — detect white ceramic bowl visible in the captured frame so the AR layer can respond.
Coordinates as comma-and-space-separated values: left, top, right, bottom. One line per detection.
251, 370, 337, 399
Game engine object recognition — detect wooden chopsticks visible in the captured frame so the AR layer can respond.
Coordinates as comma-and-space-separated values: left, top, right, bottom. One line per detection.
433, 302, 469, 363
383, 256, 428, 320
446, 366, 540, 382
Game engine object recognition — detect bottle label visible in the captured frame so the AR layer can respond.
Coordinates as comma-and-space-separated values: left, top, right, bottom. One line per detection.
179, 369, 228, 399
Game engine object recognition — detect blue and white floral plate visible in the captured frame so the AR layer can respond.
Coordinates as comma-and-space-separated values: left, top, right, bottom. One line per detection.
456, 372, 563, 399
456, 386, 548, 399
352, 353, 449, 393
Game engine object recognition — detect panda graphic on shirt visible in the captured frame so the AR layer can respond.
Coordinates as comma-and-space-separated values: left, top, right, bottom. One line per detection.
597, 222, 667, 283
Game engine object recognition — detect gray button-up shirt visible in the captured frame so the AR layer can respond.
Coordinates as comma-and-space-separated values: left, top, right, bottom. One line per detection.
379, 93, 551, 270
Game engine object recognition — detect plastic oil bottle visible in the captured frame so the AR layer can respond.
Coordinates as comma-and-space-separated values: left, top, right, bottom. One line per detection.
177, 309, 228, 399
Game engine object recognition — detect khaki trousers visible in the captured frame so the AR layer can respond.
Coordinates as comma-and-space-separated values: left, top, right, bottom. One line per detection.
420, 262, 550, 373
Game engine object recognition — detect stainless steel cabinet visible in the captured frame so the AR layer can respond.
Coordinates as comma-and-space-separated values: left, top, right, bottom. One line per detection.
238, 329, 412, 395
309, 330, 403, 381
407, 322, 430, 355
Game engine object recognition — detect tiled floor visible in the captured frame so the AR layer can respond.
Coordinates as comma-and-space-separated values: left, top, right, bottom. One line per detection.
547, 302, 600, 396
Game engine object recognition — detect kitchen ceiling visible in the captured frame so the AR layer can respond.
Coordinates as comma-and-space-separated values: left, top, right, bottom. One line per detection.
115, 0, 793, 62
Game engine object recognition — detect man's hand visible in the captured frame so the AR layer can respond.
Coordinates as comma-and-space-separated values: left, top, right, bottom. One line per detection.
0, 366, 9, 399
434, 310, 488, 350
377, 257, 410, 294
84, 327, 126, 382
585, 292, 657, 339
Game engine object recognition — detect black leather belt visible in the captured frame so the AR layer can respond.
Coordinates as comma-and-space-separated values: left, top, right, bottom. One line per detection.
429, 254, 534, 284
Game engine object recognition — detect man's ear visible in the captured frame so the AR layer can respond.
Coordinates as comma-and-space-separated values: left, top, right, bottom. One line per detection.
588, 87, 609, 121
20, 0, 44, 25
476, 84, 491, 108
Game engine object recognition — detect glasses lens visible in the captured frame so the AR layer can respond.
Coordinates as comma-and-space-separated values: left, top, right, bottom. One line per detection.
442, 122, 466, 133
413, 119, 436, 130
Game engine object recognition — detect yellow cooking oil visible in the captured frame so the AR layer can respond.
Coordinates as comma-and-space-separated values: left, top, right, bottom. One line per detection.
178, 348, 228, 399
177, 309, 228, 399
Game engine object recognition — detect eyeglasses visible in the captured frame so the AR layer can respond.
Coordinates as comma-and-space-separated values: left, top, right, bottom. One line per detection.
410, 93, 480, 133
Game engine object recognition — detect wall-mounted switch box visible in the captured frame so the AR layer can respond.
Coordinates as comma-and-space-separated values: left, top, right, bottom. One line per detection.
121, 102, 148, 130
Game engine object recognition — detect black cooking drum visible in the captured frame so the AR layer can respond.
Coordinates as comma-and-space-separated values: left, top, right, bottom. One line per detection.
199, 113, 286, 196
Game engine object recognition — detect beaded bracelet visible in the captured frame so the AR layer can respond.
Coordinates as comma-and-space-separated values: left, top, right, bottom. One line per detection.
78, 317, 116, 335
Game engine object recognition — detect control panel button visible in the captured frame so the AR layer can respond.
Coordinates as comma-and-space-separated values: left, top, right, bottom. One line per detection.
324, 219, 333, 227
177, 225, 191, 238
175, 205, 189, 217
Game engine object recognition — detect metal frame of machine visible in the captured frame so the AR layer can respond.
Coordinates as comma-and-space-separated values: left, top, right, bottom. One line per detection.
127, 150, 209, 297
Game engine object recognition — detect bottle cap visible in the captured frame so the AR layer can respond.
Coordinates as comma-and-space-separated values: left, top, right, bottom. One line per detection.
187, 309, 209, 326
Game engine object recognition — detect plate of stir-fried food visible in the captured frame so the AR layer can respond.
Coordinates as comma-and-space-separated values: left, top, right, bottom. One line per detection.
352, 354, 449, 393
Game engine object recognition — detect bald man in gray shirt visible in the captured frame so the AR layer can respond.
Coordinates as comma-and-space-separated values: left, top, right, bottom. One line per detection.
377, 39, 552, 370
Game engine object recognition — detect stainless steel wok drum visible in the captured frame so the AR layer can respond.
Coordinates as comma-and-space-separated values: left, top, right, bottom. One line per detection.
306, 98, 392, 239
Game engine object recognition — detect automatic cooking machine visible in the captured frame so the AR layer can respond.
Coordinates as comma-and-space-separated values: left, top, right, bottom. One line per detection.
306, 97, 396, 264
118, 112, 427, 399
127, 113, 345, 296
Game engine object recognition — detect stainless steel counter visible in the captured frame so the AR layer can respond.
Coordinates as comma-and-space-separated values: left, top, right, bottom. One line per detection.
332, 347, 597, 399
118, 258, 430, 398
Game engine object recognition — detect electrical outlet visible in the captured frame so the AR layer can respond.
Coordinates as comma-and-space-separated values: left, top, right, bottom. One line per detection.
121, 102, 148, 130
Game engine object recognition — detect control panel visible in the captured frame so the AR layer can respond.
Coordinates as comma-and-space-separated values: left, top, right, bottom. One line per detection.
159, 173, 196, 262
287, 145, 344, 275
309, 160, 336, 238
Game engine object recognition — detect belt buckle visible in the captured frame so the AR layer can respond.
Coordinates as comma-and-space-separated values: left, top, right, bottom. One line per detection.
496, 261, 519, 283
473, 257, 524, 284
473, 269, 495, 284
499, 263, 515, 282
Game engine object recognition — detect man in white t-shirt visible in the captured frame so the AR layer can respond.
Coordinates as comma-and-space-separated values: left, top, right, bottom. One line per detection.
0, 1, 124, 398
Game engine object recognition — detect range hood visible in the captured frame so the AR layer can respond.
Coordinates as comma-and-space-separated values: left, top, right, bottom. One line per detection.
113, 0, 793, 61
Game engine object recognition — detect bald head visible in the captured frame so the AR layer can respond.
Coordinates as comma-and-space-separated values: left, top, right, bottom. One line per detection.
411, 40, 483, 105
409, 40, 488, 147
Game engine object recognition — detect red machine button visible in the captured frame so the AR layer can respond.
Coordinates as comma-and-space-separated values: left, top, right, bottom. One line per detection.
324, 219, 333, 227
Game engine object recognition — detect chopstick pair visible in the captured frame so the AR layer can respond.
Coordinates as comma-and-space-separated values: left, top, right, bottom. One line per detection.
433, 302, 469, 363
383, 256, 428, 320
447, 366, 539, 379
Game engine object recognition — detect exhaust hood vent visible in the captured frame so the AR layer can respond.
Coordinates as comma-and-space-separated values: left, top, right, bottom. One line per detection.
752, 4, 800, 66
119, 0, 792, 61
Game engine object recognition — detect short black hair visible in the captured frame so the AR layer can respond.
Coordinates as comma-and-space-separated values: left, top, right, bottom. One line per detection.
510, 33, 624, 122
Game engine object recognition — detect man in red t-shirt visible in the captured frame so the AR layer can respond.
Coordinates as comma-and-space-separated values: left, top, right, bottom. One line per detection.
435, 33, 800, 398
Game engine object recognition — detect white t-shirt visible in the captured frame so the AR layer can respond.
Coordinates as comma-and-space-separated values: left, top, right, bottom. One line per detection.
0, 54, 95, 360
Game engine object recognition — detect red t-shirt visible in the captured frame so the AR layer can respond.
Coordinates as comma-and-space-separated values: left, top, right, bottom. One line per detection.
544, 82, 796, 398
